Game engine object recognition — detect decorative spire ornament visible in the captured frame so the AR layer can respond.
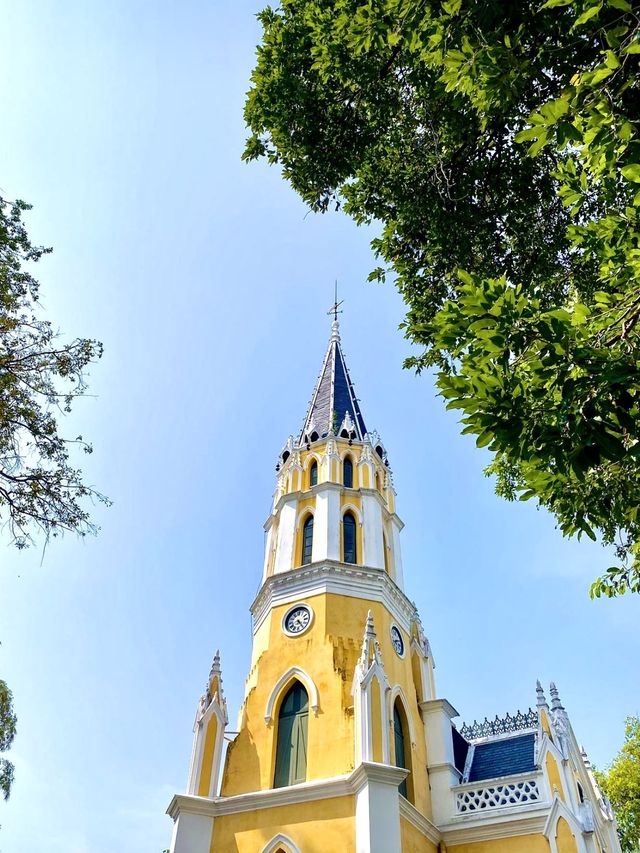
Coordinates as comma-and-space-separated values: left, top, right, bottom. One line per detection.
549, 681, 564, 711
536, 680, 549, 709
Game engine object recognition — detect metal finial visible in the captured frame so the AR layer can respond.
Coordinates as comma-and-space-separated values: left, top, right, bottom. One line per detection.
327, 280, 344, 324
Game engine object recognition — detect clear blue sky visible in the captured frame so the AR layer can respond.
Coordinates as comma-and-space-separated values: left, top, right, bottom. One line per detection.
0, 2, 638, 851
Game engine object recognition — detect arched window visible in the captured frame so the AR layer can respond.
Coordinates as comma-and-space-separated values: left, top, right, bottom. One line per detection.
393, 700, 412, 800
343, 457, 353, 488
309, 460, 318, 488
274, 682, 308, 788
343, 512, 357, 564
301, 515, 314, 565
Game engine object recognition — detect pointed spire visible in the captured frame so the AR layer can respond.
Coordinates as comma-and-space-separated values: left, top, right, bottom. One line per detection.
358, 609, 384, 670
536, 680, 549, 709
209, 648, 222, 680
549, 681, 564, 711
300, 319, 367, 444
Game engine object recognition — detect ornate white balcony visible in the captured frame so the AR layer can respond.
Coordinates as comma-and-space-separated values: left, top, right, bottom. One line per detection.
455, 772, 544, 814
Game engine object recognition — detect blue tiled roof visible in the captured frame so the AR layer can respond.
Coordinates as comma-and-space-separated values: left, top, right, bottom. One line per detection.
300, 324, 367, 442
468, 733, 536, 782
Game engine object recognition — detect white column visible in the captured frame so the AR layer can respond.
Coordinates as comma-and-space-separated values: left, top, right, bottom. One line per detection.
390, 519, 404, 588
326, 485, 340, 561
362, 494, 384, 569
420, 698, 460, 824
261, 522, 275, 583
168, 798, 214, 853
353, 763, 407, 853
274, 498, 297, 573
313, 484, 340, 562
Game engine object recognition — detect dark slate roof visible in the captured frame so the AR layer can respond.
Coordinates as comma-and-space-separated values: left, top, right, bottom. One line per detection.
468, 733, 536, 782
452, 726, 470, 775
300, 322, 367, 442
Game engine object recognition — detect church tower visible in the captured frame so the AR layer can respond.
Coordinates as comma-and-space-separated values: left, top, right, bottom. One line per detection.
167, 319, 622, 853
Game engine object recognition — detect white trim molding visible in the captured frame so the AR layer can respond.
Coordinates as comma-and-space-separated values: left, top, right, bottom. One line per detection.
168, 761, 408, 821
262, 833, 302, 853
264, 666, 319, 724
440, 803, 550, 846
251, 560, 419, 636
399, 797, 441, 846
544, 795, 590, 853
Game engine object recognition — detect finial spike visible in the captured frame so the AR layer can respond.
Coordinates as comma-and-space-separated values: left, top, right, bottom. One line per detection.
549, 681, 564, 711
327, 280, 344, 325
536, 680, 548, 708
209, 648, 222, 680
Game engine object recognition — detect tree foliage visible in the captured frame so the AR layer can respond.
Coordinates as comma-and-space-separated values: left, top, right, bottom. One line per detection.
244, 0, 640, 596
596, 716, 640, 852
0, 679, 16, 801
0, 197, 108, 547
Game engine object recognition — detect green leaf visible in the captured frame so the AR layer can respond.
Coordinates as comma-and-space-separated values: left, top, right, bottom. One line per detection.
621, 164, 640, 182
475, 430, 494, 448
574, 3, 602, 26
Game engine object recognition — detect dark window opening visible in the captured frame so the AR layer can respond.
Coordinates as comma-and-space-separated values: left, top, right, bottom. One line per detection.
343, 512, 357, 564
343, 457, 353, 488
393, 702, 409, 799
302, 515, 314, 565
309, 460, 318, 487
274, 682, 309, 788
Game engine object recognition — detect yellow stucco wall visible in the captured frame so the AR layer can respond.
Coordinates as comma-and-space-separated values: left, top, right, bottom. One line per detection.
556, 817, 579, 853
198, 714, 218, 797
448, 835, 551, 853
400, 816, 438, 852
540, 709, 553, 740
210, 795, 355, 852
546, 752, 566, 801
221, 593, 432, 820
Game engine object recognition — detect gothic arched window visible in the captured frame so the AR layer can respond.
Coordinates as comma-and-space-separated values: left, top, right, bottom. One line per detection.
393, 700, 411, 800
301, 515, 314, 565
274, 682, 309, 788
309, 460, 318, 488
343, 512, 357, 564
343, 457, 353, 488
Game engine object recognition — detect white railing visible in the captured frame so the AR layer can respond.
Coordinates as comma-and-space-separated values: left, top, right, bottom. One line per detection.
455, 774, 542, 814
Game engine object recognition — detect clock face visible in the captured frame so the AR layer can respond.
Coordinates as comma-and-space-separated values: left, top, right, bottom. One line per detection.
390, 625, 404, 657
283, 604, 312, 636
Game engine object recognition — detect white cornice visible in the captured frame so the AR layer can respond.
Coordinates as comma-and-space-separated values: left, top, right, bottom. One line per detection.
399, 798, 441, 845
168, 762, 408, 821
251, 561, 419, 634
439, 803, 550, 844
420, 698, 459, 720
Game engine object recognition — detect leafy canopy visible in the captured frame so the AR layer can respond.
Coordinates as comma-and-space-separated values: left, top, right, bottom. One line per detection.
0, 197, 108, 547
244, 0, 640, 596
0, 679, 16, 801
596, 716, 640, 852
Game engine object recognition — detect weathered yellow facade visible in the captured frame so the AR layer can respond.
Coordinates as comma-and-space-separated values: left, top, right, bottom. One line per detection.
167, 320, 621, 853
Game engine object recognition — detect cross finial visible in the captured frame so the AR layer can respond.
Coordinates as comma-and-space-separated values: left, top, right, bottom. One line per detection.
327, 280, 344, 323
